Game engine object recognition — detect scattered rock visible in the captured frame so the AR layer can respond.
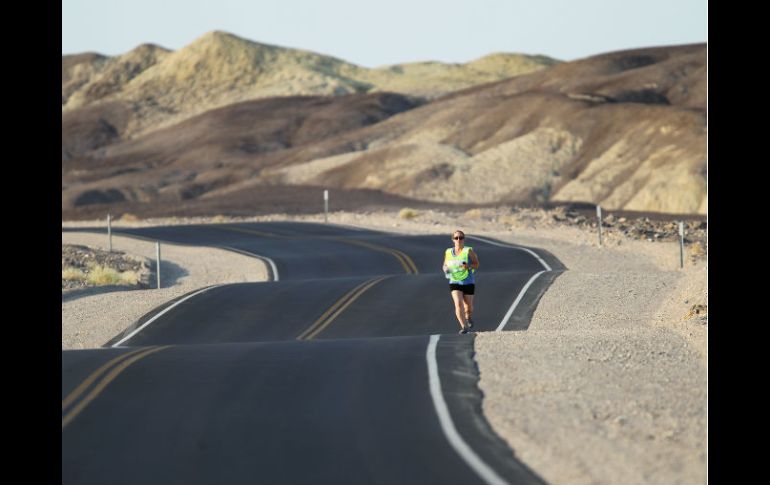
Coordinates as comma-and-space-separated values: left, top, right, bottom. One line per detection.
62, 244, 149, 289
683, 304, 707, 320
543, 207, 707, 261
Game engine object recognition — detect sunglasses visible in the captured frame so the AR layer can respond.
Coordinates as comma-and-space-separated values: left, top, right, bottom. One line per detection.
453, 236, 464, 240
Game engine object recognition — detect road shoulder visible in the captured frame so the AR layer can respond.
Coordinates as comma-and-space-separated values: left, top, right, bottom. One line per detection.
475, 229, 706, 485
62, 232, 269, 349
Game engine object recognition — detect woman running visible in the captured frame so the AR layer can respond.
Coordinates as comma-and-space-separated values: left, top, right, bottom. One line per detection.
442, 230, 479, 334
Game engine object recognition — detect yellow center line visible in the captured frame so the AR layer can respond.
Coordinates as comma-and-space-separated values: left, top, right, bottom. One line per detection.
219, 226, 282, 238
220, 225, 419, 274
62, 346, 170, 430
391, 247, 419, 274
296, 278, 375, 340
303, 275, 392, 341
328, 237, 418, 274
62, 347, 149, 411
296, 282, 366, 340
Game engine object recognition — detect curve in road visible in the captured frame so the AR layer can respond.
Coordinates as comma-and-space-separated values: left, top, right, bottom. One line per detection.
62, 222, 565, 485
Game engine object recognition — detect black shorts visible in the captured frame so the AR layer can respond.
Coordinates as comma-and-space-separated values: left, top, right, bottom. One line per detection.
449, 284, 475, 295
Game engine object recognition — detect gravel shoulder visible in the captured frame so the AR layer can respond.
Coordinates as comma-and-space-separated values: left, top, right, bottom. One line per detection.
474, 234, 706, 485
62, 208, 707, 484
61, 232, 268, 349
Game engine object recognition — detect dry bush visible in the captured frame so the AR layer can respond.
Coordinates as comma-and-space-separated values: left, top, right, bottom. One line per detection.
463, 209, 482, 219
86, 265, 140, 286
61, 267, 86, 281
689, 241, 706, 260
398, 208, 419, 219
119, 213, 140, 222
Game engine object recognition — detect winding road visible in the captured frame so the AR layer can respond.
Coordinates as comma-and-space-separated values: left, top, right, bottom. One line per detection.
62, 221, 564, 484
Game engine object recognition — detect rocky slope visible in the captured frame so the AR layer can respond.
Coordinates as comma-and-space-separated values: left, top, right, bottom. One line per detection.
62, 31, 557, 139
264, 43, 706, 214
62, 38, 706, 218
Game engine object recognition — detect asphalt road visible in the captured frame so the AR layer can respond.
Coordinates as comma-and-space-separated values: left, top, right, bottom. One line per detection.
62, 222, 564, 484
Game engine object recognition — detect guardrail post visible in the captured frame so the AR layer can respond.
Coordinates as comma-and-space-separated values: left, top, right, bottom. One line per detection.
156, 242, 162, 289
107, 214, 112, 252
324, 190, 329, 223
679, 222, 685, 269
596, 205, 603, 247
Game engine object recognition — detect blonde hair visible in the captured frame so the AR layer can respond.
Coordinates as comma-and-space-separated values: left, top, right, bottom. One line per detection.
452, 230, 465, 239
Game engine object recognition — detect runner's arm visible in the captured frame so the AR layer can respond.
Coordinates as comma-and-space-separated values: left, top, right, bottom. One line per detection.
468, 249, 479, 270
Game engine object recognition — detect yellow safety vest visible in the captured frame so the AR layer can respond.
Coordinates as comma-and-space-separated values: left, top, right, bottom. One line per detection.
444, 246, 473, 282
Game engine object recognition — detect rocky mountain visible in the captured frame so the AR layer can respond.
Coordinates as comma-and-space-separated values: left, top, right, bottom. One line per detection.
62, 31, 557, 140
62, 39, 706, 219
62, 92, 423, 210
272, 43, 707, 214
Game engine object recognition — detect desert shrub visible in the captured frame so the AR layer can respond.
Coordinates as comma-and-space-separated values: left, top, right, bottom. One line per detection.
61, 267, 86, 281
86, 265, 140, 286
463, 209, 482, 219
689, 241, 706, 259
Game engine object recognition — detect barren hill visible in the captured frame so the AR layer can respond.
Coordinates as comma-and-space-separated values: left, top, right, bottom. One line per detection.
63, 52, 109, 105
275, 43, 706, 214
62, 43, 706, 219
64, 44, 172, 109
62, 31, 557, 140
62, 92, 423, 211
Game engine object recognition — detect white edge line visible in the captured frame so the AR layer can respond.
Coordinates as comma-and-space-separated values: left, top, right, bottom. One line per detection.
468, 235, 551, 272
63, 231, 280, 280
426, 335, 509, 485
111, 285, 222, 347
495, 271, 546, 332
220, 245, 279, 282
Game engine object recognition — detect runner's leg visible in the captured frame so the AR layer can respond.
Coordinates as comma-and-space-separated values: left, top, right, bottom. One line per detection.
463, 294, 474, 321
451, 290, 466, 329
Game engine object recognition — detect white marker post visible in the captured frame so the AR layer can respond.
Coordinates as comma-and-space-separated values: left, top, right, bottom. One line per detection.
107, 214, 112, 252
156, 242, 162, 289
324, 189, 329, 223
679, 222, 685, 269
596, 205, 603, 247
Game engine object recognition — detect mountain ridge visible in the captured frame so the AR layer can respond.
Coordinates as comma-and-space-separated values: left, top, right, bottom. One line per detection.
62, 31, 558, 139
62, 38, 706, 217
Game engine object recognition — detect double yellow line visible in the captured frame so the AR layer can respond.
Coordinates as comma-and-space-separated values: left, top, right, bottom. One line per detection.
221, 225, 416, 339
219, 226, 419, 275
297, 275, 392, 340
326, 237, 418, 274
219, 226, 281, 239
62, 346, 169, 429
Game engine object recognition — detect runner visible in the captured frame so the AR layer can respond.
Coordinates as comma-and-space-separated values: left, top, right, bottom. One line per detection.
442, 230, 479, 334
